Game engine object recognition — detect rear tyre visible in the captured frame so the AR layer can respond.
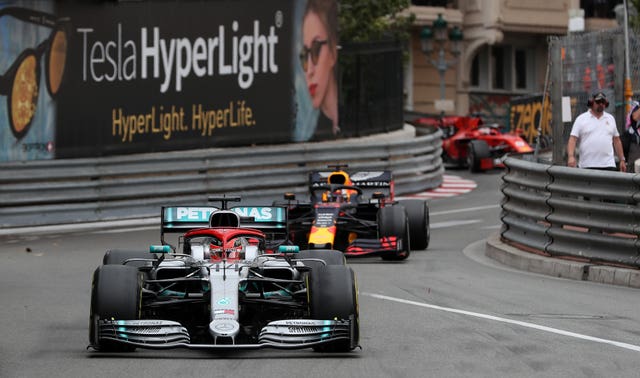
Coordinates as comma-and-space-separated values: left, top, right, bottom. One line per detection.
309, 265, 359, 352
378, 205, 410, 260
89, 264, 142, 352
399, 199, 430, 250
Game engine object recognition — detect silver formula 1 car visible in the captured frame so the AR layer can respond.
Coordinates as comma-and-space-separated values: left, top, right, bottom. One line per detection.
89, 197, 359, 353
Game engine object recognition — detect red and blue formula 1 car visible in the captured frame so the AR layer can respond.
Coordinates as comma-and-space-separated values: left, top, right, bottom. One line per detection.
279, 166, 430, 260
410, 115, 532, 172
89, 197, 358, 353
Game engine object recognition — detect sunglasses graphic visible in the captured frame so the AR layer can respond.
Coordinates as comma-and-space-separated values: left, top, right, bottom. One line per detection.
299, 39, 327, 72
0, 7, 70, 139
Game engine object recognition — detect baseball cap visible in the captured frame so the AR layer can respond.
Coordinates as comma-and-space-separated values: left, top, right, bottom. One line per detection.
593, 92, 607, 101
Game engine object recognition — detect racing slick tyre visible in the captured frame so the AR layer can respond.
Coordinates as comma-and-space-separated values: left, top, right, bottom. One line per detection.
398, 199, 430, 251
297, 249, 346, 271
377, 205, 410, 261
103, 249, 156, 267
89, 264, 142, 352
467, 139, 491, 173
308, 265, 359, 352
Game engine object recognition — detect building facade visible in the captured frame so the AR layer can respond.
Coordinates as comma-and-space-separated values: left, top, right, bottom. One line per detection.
407, 0, 621, 125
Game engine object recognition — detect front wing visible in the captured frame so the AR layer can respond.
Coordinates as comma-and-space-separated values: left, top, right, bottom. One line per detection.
343, 236, 402, 257
92, 318, 356, 351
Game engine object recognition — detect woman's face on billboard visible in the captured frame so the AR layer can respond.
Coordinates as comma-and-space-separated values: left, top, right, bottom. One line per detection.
301, 10, 335, 109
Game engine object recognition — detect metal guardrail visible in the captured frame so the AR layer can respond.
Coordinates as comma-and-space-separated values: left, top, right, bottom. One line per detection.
500, 156, 640, 268
0, 126, 444, 228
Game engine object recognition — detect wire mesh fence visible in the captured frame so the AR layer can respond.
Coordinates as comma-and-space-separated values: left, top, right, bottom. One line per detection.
547, 27, 640, 163
560, 30, 617, 102
629, 26, 640, 95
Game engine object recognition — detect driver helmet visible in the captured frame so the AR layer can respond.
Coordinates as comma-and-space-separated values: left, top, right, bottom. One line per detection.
327, 171, 357, 202
207, 238, 224, 261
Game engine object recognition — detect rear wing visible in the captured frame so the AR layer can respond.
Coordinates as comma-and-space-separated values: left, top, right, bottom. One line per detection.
160, 205, 288, 243
161, 206, 219, 234
309, 170, 394, 200
232, 206, 287, 233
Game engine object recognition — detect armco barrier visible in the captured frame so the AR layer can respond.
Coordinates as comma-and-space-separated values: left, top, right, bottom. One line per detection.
0, 125, 443, 228
501, 156, 640, 268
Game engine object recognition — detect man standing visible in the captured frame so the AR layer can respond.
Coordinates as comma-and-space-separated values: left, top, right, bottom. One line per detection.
567, 92, 626, 172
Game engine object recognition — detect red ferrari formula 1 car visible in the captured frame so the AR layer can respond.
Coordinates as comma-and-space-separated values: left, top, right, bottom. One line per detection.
278, 165, 430, 260
411, 115, 532, 172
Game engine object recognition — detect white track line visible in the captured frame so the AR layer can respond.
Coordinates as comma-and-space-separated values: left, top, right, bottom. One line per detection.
431, 220, 482, 229
363, 292, 640, 353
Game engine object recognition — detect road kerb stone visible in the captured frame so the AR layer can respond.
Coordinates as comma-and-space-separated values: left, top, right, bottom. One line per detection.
485, 232, 640, 289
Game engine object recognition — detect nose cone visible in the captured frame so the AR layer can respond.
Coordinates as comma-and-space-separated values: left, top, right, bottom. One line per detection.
209, 319, 240, 341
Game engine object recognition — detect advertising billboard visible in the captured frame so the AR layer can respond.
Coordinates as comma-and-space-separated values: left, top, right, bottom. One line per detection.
509, 94, 552, 144
0, 0, 339, 161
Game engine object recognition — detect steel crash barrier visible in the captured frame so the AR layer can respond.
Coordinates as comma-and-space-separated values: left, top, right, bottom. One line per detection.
500, 155, 640, 269
0, 126, 443, 228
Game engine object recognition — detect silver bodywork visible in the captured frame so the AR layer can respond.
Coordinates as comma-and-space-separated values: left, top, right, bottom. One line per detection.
95, 252, 356, 350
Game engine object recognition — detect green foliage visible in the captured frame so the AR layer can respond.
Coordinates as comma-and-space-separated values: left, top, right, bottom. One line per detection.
631, 0, 640, 29
339, 0, 415, 43
337, 0, 414, 122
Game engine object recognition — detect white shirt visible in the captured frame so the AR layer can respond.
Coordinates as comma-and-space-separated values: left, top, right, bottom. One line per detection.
570, 110, 619, 168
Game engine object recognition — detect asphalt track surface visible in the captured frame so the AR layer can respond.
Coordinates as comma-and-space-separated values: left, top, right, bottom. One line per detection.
1, 169, 639, 378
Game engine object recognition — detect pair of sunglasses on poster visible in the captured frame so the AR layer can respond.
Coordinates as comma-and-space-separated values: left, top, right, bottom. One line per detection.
299, 39, 328, 72
0, 7, 70, 140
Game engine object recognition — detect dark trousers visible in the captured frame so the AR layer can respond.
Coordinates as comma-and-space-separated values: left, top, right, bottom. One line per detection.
584, 167, 616, 171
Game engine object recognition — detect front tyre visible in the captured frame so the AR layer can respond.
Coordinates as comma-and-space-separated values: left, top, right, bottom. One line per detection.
89, 264, 142, 352
309, 265, 359, 352
296, 249, 346, 271
103, 249, 156, 267
378, 205, 410, 260
468, 140, 490, 173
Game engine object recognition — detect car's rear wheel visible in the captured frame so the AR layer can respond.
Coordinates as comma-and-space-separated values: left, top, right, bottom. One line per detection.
89, 264, 142, 352
308, 265, 359, 352
399, 199, 430, 250
378, 205, 410, 260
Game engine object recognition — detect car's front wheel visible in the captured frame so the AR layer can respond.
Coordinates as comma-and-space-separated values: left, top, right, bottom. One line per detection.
378, 205, 410, 260
103, 249, 156, 267
89, 264, 142, 352
296, 249, 346, 271
308, 265, 359, 352
467, 140, 491, 172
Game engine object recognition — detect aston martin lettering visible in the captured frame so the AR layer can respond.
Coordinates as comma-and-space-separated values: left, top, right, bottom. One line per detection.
351, 181, 390, 187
